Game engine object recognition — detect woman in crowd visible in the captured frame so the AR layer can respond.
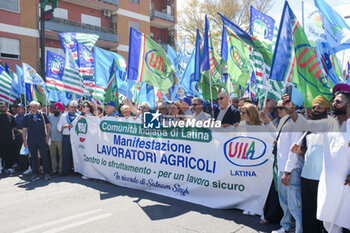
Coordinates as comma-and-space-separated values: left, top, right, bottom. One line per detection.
80, 101, 95, 117
169, 101, 186, 122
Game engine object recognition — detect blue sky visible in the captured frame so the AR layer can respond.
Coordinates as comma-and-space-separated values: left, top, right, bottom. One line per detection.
269, 0, 350, 25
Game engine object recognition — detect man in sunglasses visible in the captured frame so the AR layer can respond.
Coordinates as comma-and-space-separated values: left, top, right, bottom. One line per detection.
22, 101, 51, 181
57, 100, 79, 176
289, 95, 330, 233
214, 92, 240, 127
190, 98, 210, 122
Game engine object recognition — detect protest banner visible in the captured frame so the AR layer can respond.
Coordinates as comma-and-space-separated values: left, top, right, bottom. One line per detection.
71, 117, 274, 214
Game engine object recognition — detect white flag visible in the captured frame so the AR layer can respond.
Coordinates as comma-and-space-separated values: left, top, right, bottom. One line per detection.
23, 63, 45, 85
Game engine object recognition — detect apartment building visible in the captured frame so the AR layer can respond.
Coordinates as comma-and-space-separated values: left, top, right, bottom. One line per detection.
0, 0, 177, 73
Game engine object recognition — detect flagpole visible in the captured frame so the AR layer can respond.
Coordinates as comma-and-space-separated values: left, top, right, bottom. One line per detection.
94, 83, 97, 114
193, 81, 195, 97
209, 71, 214, 117
302, 0, 305, 28
24, 91, 27, 114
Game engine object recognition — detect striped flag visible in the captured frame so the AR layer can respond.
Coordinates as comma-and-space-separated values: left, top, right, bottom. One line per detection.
251, 49, 285, 105
59, 32, 99, 64
0, 67, 15, 104
62, 49, 85, 95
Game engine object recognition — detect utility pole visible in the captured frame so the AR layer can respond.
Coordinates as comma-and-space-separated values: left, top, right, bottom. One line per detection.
40, 1, 45, 80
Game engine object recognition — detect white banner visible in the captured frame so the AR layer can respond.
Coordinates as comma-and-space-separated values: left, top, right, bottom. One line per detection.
71, 117, 274, 214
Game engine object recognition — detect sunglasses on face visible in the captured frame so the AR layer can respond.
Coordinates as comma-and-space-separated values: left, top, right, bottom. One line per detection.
217, 97, 224, 101
277, 106, 285, 110
333, 99, 343, 105
191, 103, 199, 106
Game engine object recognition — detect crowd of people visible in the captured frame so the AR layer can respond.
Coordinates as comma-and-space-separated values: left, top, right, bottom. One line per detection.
0, 83, 349, 233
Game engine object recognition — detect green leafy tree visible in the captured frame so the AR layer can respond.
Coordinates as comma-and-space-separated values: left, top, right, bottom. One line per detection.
178, 0, 273, 49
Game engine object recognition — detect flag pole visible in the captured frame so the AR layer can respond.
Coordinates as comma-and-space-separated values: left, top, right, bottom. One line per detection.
302, 0, 305, 28
209, 71, 214, 117
193, 80, 195, 97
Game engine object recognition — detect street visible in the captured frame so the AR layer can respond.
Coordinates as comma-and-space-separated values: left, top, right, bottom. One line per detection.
0, 173, 279, 233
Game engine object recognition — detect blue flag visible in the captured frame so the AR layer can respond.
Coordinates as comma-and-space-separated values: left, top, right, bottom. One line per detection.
5, 63, 10, 74
250, 6, 275, 41
167, 45, 182, 78
268, 2, 294, 81
316, 42, 340, 86
47, 89, 72, 105
138, 82, 155, 109
201, 15, 210, 71
315, 0, 350, 52
194, 28, 202, 82
16, 65, 25, 94
46, 50, 65, 92
94, 46, 127, 88
221, 24, 228, 62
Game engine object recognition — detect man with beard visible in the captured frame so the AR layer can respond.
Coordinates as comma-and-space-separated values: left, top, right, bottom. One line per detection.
332, 85, 349, 131
290, 96, 330, 233
283, 83, 350, 233
48, 103, 63, 175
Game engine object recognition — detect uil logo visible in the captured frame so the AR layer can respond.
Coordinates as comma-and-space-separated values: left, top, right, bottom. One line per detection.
75, 118, 88, 143
223, 136, 268, 167
145, 50, 171, 80
296, 44, 329, 89
50, 58, 62, 74
230, 46, 249, 74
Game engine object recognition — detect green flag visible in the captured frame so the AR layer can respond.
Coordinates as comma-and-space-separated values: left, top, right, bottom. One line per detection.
128, 28, 174, 94
104, 63, 119, 107
292, 18, 332, 107
32, 84, 48, 106
224, 25, 250, 88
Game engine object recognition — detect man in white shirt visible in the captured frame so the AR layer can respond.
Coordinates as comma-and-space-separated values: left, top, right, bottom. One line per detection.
57, 100, 79, 175
273, 87, 304, 233
189, 98, 210, 122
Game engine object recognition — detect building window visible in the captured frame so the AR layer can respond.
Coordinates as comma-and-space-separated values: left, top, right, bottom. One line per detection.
129, 0, 140, 4
53, 8, 68, 19
0, 0, 20, 13
81, 14, 101, 27
129, 21, 140, 32
0, 37, 20, 60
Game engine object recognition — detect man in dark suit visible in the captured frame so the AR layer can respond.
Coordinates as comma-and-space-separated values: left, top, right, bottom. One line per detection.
214, 92, 240, 127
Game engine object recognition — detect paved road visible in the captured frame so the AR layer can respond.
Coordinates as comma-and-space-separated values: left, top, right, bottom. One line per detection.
0, 172, 279, 233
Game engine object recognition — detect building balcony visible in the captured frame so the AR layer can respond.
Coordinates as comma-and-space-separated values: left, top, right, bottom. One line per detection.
151, 9, 174, 23
45, 18, 118, 43
61, 0, 118, 10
